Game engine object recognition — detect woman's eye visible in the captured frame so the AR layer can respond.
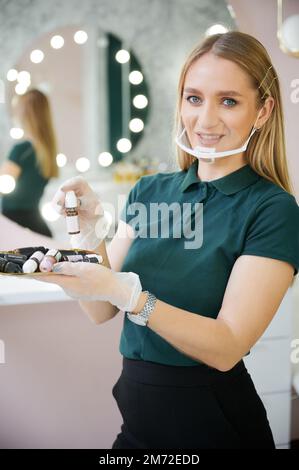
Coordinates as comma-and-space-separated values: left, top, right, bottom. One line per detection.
223, 98, 237, 107
185, 96, 237, 106
186, 96, 201, 104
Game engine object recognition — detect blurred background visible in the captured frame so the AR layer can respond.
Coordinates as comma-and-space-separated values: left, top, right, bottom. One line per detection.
0, 0, 298, 449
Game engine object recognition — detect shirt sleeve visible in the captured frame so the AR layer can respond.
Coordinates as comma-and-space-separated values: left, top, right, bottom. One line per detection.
7, 141, 33, 170
242, 193, 299, 275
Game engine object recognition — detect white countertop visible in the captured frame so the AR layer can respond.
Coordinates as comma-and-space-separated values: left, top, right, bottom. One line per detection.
0, 275, 71, 305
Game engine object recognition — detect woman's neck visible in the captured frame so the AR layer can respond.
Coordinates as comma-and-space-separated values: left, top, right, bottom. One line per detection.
197, 152, 247, 182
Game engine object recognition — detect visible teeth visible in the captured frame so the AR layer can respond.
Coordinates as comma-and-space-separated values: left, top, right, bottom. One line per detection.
200, 134, 221, 139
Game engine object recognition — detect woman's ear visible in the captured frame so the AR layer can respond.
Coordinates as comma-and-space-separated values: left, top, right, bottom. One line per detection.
256, 97, 275, 129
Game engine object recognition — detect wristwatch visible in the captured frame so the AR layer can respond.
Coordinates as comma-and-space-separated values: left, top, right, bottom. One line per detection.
126, 291, 157, 326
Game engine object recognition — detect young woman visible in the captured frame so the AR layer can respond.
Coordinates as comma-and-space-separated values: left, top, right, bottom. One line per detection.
0, 89, 58, 237
30, 32, 299, 449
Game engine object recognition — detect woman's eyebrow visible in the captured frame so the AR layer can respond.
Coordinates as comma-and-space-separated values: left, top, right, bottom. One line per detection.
183, 87, 243, 97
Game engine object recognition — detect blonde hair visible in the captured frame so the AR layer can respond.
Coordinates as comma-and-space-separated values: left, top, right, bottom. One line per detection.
14, 89, 59, 179
174, 31, 294, 195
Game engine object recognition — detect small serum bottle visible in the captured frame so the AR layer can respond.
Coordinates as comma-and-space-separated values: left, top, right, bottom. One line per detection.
39, 249, 62, 272
65, 191, 80, 235
22, 251, 45, 273
0, 258, 22, 273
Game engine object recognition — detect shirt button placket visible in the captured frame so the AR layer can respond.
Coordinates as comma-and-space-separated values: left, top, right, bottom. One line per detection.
198, 182, 207, 202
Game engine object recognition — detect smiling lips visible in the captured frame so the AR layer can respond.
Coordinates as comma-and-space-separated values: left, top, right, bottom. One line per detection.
196, 133, 224, 146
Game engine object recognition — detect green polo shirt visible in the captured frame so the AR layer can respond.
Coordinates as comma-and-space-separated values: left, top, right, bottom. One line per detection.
1, 141, 49, 211
119, 160, 299, 366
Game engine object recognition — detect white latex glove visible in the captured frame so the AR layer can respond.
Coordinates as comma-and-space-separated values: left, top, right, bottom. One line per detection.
52, 176, 111, 250
28, 262, 142, 312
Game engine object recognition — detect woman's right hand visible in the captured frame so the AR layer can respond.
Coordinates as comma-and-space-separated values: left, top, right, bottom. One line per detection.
52, 176, 110, 250
52, 175, 103, 221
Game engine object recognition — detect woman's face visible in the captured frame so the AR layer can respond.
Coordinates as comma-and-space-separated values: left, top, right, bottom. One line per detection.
181, 53, 265, 151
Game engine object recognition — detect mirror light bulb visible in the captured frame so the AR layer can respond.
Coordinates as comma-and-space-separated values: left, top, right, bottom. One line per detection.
205, 24, 228, 36
56, 153, 67, 167
74, 31, 88, 45
17, 71, 31, 86
7, 69, 18, 82
133, 95, 148, 109
51, 35, 65, 49
15, 83, 28, 95
98, 152, 113, 167
0, 175, 16, 194
280, 15, 299, 52
129, 71, 143, 85
76, 157, 90, 172
30, 49, 44, 64
117, 138, 132, 153
115, 49, 130, 64
129, 118, 144, 133
10, 127, 24, 139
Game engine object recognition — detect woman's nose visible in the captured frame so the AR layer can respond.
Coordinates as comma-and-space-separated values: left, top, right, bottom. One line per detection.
196, 103, 219, 129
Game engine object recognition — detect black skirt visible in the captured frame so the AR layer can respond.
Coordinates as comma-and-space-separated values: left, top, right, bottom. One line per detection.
111, 357, 275, 449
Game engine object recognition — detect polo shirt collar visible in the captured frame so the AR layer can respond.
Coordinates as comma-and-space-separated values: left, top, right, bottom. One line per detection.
180, 159, 260, 195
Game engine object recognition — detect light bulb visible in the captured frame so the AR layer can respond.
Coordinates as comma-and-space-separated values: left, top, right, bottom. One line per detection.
98, 152, 113, 167
133, 95, 148, 109
51, 35, 65, 49
56, 153, 67, 167
76, 157, 90, 172
10, 127, 24, 139
115, 49, 130, 64
30, 49, 44, 64
7, 69, 18, 82
74, 31, 88, 45
117, 138, 132, 153
129, 71, 143, 85
205, 24, 228, 36
280, 15, 299, 52
129, 118, 144, 133
0, 175, 16, 194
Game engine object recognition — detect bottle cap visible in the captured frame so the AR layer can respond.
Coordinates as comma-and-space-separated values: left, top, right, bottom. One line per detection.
45, 249, 61, 260
65, 191, 78, 208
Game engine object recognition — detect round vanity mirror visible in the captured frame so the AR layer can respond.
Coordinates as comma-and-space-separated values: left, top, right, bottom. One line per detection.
5, 25, 151, 173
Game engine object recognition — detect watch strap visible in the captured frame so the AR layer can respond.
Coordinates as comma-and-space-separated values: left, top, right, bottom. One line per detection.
126, 291, 157, 326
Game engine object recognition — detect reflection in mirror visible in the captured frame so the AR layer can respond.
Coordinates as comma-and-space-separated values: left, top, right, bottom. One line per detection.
0, 88, 59, 237
1, 25, 151, 237
5, 25, 150, 173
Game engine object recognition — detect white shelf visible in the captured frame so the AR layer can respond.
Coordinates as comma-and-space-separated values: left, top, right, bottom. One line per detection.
0, 276, 70, 305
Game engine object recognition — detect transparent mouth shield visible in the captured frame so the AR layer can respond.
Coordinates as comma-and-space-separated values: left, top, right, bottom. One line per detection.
175, 109, 262, 163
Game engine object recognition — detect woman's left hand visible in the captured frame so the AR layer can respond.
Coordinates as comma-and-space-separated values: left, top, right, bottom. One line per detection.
28, 262, 142, 311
